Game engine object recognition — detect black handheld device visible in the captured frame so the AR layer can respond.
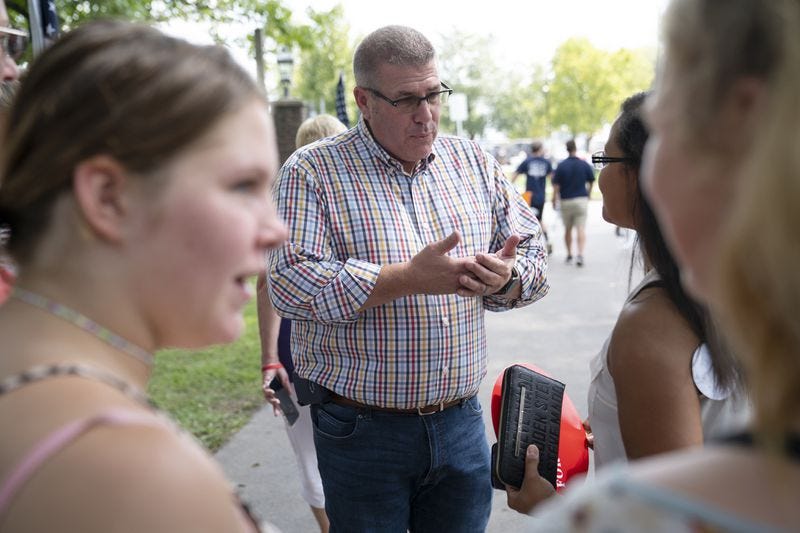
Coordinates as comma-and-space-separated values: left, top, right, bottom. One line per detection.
269, 376, 300, 426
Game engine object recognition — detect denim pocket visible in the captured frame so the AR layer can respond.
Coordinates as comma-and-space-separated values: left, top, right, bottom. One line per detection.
464, 395, 483, 415
312, 402, 360, 440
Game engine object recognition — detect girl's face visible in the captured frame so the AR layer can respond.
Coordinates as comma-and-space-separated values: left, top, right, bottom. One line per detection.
598, 119, 638, 230
641, 63, 738, 303
128, 99, 287, 349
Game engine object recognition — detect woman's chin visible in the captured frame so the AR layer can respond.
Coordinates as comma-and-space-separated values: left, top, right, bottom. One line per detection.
170, 317, 245, 351
214, 317, 246, 345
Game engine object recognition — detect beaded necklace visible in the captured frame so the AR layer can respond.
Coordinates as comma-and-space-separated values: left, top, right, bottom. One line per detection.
12, 287, 154, 368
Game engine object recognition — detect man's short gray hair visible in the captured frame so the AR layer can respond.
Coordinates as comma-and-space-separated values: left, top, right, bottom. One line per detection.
353, 25, 436, 88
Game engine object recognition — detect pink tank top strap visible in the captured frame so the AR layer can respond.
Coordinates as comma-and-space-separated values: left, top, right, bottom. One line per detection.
0, 408, 166, 518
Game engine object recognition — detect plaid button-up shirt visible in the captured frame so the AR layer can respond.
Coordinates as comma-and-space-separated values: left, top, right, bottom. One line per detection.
268, 119, 548, 408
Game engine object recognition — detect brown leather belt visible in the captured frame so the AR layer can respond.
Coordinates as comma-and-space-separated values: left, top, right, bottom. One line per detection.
329, 392, 468, 416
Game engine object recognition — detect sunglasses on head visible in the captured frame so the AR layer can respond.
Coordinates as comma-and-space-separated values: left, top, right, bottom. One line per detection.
0, 26, 28, 61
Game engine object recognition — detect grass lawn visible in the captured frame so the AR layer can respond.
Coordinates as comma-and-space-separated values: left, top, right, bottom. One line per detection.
147, 300, 264, 452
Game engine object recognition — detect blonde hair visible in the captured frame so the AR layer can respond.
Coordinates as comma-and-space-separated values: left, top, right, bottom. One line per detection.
719, 0, 800, 443
295, 114, 347, 149
661, 0, 780, 148
664, 0, 800, 441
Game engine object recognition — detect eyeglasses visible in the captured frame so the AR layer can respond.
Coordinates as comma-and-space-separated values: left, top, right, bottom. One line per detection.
591, 150, 637, 170
365, 82, 453, 113
0, 26, 28, 61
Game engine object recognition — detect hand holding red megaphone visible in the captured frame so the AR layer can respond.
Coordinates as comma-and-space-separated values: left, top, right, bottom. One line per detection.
491, 363, 590, 493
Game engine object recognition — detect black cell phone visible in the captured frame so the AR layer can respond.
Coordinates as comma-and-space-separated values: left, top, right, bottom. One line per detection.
268, 376, 300, 426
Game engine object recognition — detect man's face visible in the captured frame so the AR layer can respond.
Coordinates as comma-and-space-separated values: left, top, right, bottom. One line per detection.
355, 61, 441, 173
0, 1, 20, 81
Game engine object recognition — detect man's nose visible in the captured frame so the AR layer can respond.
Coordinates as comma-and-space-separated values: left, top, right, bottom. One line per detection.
412, 98, 434, 122
1, 55, 19, 82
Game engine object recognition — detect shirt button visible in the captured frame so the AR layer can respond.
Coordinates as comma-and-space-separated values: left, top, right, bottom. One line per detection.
441, 315, 449, 326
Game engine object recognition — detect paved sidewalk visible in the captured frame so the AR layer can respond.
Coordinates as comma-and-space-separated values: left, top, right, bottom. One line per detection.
216, 200, 638, 532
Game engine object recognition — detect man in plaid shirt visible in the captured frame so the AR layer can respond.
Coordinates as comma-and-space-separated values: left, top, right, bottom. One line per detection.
267, 25, 549, 532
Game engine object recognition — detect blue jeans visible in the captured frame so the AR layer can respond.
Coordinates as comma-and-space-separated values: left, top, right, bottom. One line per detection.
311, 396, 492, 533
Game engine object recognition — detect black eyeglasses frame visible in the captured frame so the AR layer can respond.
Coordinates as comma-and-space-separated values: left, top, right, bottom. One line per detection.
591, 150, 638, 170
364, 82, 453, 112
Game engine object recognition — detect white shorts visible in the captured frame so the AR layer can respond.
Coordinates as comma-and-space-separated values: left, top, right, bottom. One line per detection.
283, 385, 325, 509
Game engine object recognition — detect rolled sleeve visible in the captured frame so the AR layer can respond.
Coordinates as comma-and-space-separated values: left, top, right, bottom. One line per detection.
268, 152, 381, 324
308, 258, 381, 323
268, 238, 383, 326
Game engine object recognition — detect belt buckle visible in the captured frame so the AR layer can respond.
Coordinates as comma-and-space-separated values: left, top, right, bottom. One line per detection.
417, 402, 444, 416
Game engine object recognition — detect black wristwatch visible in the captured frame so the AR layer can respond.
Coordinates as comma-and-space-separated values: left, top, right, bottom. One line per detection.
495, 267, 520, 296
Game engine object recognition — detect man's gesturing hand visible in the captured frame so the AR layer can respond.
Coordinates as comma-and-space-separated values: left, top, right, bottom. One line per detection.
359, 231, 475, 310
405, 231, 474, 294
457, 235, 520, 297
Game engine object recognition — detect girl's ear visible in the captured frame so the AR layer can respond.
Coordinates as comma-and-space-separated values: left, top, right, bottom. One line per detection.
72, 155, 131, 243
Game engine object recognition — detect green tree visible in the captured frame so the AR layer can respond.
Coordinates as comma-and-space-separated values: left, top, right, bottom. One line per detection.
547, 38, 654, 141
437, 30, 498, 138
8, 0, 159, 26
7, 0, 310, 52
7, 0, 315, 97
293, 5, 354, 123
488, 66, 551, 139
8, 0, 299, 32
607, 47, 655, 106
547, 38, 615, 139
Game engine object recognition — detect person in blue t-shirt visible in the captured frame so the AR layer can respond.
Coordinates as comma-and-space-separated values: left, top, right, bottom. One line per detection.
513, 141, 553, 255
552, 139, 595, 266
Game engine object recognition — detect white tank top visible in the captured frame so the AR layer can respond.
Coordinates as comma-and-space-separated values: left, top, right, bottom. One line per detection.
587, 270, 751, 470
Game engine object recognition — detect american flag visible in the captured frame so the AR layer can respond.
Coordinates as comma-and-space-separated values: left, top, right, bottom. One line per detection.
41, 0, 60, 41
26, 0, 59, 56
335, 71, 350, 128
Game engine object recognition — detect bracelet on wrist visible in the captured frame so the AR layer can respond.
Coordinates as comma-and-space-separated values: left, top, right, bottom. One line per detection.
261, 362, 283, 372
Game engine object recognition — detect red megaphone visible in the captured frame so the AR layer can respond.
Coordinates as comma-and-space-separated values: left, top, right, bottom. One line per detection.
491, 363, 589, 492
0, 265, 14, 306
